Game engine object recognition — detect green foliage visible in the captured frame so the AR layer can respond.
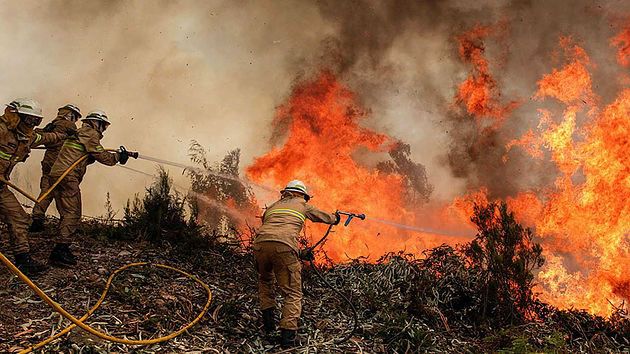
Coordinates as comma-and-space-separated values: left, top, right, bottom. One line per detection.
463, 201, 544, 324
186, 141, 258, 236
121, 167, 195, 242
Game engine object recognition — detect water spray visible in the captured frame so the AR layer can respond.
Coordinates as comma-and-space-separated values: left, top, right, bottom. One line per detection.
132, 155, 472, 239
137, 153, 276, 193
364, 216, 475, 239
117, 165, 252, 222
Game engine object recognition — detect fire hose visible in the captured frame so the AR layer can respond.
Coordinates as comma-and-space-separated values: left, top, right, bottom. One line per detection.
301, 211, 365, 345
0, 148, 213, 353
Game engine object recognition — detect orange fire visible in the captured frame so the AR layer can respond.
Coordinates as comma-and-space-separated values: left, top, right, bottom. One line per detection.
455, 23, 519, 128
488, 36, 628, 316
611, 23, 630, 67
245, 25, 628, 317
246, 71, 467, 261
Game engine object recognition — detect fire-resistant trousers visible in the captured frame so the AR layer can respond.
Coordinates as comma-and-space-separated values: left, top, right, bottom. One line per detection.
0, 184, 30, 254
254, 241, 303, 330
53, 179, 82, 244
31, 174, 54, 222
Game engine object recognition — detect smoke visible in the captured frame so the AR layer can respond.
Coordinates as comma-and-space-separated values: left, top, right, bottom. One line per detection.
308, 0, 630, 201
0, 0, 333, 215
2, 0, 630, 213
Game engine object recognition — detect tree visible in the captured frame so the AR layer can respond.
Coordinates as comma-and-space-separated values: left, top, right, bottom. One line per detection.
463, 201, 544, 324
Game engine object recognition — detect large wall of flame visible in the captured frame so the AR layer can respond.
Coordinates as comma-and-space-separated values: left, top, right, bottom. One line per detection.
0, 0, 628, 315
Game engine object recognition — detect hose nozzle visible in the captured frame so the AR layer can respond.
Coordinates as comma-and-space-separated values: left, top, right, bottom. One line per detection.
337, 210, 366, 226
119, 145, 139, 159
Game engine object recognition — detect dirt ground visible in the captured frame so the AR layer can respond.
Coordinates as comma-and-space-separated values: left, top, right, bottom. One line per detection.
0, 222, 362, 353
1, 227, 266, 353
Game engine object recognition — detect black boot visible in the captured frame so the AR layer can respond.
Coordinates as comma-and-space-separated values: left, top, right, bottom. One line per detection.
262, 308, 276, 335
14, 253, 47, 275
49, 243, 77, 267
280, 329, 297, 349
28, 218, 45, 233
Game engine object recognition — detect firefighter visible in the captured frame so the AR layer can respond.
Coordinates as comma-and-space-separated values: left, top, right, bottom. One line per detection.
0, 98, 69, 275
48, 110, 134, 267
253, 180, 339, 348
29, 104, 81, 232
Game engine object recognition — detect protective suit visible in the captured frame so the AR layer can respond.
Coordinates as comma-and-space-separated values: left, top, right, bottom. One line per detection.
48, 116, 119, 266
0, 99, 67, 274
30, 105, 80, 231
253, 180, 338, 347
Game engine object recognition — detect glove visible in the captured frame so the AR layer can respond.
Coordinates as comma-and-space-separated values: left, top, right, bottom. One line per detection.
118, 145, 138, 165
66, 127, 78, 138
333, 211, 341, 225
42, 122, 55, 132
299, 249, 315, 261
118, 148, 129, 165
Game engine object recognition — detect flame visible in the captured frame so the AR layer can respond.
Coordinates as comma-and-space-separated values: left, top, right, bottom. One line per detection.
611, 23, 630, 67
246, 71, 465, 260
503, 37, 629, 316
245, 25, 628, 316
455, 24, 519, 127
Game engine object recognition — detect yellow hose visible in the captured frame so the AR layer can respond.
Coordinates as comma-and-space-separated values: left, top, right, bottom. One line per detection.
0, 148, 213, 352
0, 150, 94, 204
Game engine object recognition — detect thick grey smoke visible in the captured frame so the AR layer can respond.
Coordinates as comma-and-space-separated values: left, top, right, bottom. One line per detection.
1, 0, 629, 217
0, 0, 334, 215
311, 0, 630, 200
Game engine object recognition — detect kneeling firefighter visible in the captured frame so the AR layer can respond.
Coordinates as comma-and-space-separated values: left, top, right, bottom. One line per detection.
48, 110, 137, 266
253, 180, 339, 348
29, 104, 81, 232
0, 98, 69, 275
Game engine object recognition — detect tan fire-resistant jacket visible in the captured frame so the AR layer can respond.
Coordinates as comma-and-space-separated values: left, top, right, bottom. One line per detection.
254, 195, 338, 252
39, 116, 77, 175
49, 125, 118, 182
0, 115, 67, 180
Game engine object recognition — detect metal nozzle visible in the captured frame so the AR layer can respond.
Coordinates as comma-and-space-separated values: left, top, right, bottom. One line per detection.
337, 210, 366, 226
119, 146, 139, 159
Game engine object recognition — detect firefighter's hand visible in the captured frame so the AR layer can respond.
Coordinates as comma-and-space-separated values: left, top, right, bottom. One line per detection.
299, 249, 315, 261
333, 211, 341, 225
118, 147, 130, 165
65, 127, 78, 137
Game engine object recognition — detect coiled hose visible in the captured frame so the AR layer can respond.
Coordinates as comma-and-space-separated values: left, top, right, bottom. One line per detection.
0, 149, 212, 353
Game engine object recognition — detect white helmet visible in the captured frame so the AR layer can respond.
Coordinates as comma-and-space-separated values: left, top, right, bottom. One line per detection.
282, 180, 311, 200
82, 110, 110, 125
59, 103, 81, 118
11, 98, 43, 118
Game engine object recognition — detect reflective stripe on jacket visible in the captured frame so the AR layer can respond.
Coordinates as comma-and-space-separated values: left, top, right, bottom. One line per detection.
49, 125, 118, 182
254, 196, 337, 252
0, 115, 66, 180
40, 116, 77, 175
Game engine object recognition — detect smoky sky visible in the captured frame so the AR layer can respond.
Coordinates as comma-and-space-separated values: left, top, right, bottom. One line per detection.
1, 0, 629, 216
312, 0, 630, 199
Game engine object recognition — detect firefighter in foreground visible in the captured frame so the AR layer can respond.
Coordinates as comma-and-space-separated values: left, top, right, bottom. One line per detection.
29, 104, 81, 232
48, 110, 135, 266
253, 180, 339, 348
0, 98, 69, 274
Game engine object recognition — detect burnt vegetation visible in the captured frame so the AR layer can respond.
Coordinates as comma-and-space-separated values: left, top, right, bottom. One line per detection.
2, 146, 627, 353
